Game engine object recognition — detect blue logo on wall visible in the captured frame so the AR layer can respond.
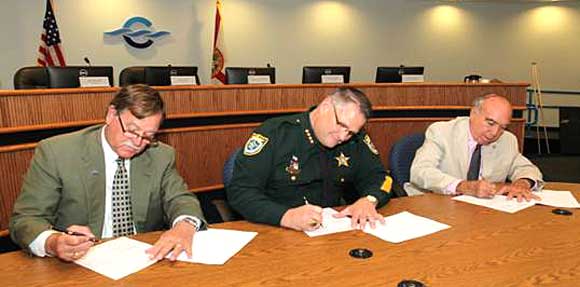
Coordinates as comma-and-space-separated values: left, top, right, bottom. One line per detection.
105, 16, 170, 49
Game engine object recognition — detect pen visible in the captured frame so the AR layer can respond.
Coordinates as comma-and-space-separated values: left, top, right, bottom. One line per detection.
303, 196, 323, 228
52, 227, 99, 243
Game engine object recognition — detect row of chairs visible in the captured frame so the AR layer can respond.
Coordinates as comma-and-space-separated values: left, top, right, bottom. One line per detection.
218, 133, 426, 220
13, 65, 425, 89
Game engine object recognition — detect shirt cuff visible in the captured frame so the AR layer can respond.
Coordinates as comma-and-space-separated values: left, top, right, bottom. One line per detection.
172, 215, 204, 231
520, 178, 541, 191
444, 179, 462, 195
28, 230, 59, 257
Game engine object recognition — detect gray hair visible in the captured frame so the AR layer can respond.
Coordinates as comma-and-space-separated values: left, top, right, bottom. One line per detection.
472, 93, 505, 111
331, 87, 372, 118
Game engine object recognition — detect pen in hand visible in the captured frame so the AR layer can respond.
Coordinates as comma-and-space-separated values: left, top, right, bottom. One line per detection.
52, 227, 99, 243
303, 196, 323, 228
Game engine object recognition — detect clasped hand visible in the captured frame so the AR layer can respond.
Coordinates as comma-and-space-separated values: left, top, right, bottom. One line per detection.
457, 179, 540, 202
334, 197, 385, 230
280, 197, 384, 231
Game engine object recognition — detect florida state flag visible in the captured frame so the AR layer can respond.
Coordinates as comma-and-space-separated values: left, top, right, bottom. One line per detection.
211, 0, 226, 84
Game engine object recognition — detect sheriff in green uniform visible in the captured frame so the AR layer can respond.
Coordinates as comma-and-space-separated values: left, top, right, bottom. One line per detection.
227, 87, 392, 231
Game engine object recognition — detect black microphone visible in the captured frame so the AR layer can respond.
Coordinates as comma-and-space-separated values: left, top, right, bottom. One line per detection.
84, 57, 91, 66
266, 63, 271, 68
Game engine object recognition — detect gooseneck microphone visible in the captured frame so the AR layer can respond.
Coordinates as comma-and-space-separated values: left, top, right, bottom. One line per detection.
84, 57, 91, 66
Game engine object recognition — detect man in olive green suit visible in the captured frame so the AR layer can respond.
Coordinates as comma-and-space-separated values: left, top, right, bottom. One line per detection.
11, 85, 205, 262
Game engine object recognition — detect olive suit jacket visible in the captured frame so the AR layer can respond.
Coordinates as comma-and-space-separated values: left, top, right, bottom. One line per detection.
10, 125, 204, 250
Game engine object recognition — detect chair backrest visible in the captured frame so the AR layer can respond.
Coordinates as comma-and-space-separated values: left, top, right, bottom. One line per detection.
13, 67, 49, 89
223, 148, 242, 187
119, 66, 146, 87
388, 133, 425, 190
120, 66, 201, 87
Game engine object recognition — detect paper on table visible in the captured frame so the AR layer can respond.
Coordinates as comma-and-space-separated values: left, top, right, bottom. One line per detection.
304, 208, 353, 237
363, 211, 450, 243
172, 228, 257, 265
452, 194, 535, 213
74, 237, 158, 280
535, 190, 580, 208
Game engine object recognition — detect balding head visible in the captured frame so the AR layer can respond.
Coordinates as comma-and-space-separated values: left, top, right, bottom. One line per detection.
469, 94, 512, 145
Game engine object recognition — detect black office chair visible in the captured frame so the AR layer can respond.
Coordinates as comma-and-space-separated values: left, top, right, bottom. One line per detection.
212, 148, 242, 222
13, 67, 49, 89
119, 66, 201, 86
119, 67, 146, 87
225, 67, 276, 85
388, 133, 425, 197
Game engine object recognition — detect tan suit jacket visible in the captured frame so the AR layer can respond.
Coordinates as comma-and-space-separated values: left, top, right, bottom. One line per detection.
409, 117, 543, 194
10, 125, 204, 250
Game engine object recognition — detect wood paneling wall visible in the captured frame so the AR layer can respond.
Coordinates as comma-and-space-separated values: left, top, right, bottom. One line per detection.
0, 82, 528, 232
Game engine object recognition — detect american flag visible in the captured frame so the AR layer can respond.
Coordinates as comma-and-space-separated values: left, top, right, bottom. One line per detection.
37, 0, 66, 66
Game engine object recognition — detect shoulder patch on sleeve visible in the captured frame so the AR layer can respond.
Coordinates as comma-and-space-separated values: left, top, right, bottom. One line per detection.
381, 175, 393, 193
363, 134, 379, 155
243, 133, 269, 156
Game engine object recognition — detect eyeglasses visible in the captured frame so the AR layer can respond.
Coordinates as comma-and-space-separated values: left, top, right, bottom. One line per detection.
117, 115, 158, 145
331, 103, 357, 138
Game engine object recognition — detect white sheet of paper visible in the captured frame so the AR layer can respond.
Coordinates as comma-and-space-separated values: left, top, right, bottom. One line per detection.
74, 237, 157, 280
452, 194, 535, 213
535, 190, 580, 208
170, 75, 197, 85
321, 74, 344, 83
79, 76, 110, 87
172, 228, 257, 265
363, 211, 450, 243
247, 75, 271, 84
304, 208, 353, 237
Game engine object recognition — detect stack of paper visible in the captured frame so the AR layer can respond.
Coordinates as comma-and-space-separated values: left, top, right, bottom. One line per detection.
453, 190, 580, 213
304, 208, 353, 237
363, 211, 451, 243
452, 195, 535, 213
172, 228, 258, 265
535, 190, 580, 208
74, 237, 158, 280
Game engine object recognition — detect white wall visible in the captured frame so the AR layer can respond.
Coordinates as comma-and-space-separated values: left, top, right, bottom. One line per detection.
1, 0, 579, 90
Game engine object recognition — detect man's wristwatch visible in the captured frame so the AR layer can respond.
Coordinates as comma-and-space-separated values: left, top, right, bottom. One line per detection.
179, 217, 200, 231
365, 195, 378, 206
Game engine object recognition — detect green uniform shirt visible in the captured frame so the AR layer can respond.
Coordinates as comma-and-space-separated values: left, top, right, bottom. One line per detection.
227, 111, 392, 226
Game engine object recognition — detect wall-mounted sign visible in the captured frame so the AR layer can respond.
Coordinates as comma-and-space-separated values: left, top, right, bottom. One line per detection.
105, 16, 170, 49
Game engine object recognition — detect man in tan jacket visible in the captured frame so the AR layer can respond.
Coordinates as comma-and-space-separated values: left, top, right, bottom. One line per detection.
408, 94, 543, 200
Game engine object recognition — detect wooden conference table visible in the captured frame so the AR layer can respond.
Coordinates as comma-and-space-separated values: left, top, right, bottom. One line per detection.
1, 182, 578, 286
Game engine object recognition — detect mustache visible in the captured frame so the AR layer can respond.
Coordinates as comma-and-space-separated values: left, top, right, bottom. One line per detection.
121, 141, 143, 151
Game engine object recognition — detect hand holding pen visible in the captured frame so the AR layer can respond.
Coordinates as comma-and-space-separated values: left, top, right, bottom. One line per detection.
53, 226, 99, 243
47, 225, 98, 262
303, 196, 324, 228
